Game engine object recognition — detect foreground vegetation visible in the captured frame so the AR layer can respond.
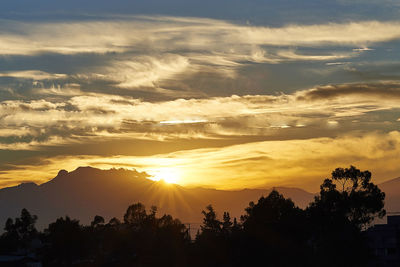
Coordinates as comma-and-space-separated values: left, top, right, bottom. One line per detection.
0, 166, 386, 266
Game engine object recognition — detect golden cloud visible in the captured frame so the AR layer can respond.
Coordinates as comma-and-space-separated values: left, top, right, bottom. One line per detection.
2, 131, 400, 191
1, 81, 400, 148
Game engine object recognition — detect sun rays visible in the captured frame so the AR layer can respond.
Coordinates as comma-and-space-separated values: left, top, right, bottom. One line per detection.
149, 167, 182, 184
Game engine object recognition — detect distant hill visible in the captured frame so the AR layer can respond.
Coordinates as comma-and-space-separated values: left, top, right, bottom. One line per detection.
378, 177, 400, 214
0, 167, 315, 230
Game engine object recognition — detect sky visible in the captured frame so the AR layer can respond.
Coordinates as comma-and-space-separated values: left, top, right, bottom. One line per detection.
1, 0, 400, 191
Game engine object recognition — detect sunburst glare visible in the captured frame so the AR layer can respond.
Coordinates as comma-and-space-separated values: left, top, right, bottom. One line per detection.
149, 167, 181, 184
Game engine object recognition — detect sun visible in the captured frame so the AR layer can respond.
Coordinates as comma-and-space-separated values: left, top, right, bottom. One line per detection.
150, 167, 181, 184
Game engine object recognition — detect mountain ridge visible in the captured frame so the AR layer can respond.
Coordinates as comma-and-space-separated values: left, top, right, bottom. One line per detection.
1, 167, 398, 230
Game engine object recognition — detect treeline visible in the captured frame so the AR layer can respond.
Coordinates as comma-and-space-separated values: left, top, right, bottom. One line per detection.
0, 166, 386, 266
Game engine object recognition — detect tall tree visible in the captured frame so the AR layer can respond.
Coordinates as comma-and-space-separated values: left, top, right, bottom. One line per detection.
1, 208, 38, 252
91, 215, 105, 228
43, 216, 85, 265
307, 166, 386, 266
124, 202, 148, 226
200, 205, 221, 233
309, 165, 386, 230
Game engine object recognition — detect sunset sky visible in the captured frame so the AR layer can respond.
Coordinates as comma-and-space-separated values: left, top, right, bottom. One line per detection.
1, 0, 400, 191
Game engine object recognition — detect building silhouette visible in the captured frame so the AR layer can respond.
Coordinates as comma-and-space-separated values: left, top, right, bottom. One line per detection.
367, 215, 400, 267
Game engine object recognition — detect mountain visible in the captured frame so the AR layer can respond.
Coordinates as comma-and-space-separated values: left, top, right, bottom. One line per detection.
0, 167, 315, 230
378, 177, 400, 214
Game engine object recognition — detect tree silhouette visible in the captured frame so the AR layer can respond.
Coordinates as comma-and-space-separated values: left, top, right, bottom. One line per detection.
193, 205, 243, 267
43, 216, 86, 265
107, 217, 121, 226
123, 202, 148, 226
91, 215, 105, 228
0, 208, 38, 252
222, 212, 233, 234
201, 205, 222, 233
307, 166, 386, 266
103, 202, 190, 266
242, 190, 304, 233
240, 190, 309, 266
0, 166, 389, 266
308, 165, 385, 230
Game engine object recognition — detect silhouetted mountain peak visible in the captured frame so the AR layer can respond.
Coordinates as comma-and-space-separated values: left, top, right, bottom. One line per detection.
57, 169, 68, 177
43, 167, 152, 190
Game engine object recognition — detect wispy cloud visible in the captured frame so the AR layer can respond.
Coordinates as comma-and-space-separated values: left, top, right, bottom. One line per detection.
2, 18, 400, 56
277, 50, 353, 61
0, 70, 67, 80
109, 55, 190, 88
1, 17, 399, 97
1, 81, 400, 150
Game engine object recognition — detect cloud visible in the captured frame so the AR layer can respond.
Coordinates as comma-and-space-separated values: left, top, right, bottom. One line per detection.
0, 136, 75, 151
155, 131, 400, 190
0, 70, 67, 80
297, 81, 400, 100
110, 55, 190, 88
160, 119, 208, 124
0, 127, 33, 137
1, 81, 400, 151
2, 131, 400, 191
1, 16, 400, 191
277, 50, 353, 61
326, 62, 349, 66
32, 84, 82, 96
237, 21, 400, 46
352, 47, 374, 52
1, 17, 399, 96
2, 18, 400, 55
